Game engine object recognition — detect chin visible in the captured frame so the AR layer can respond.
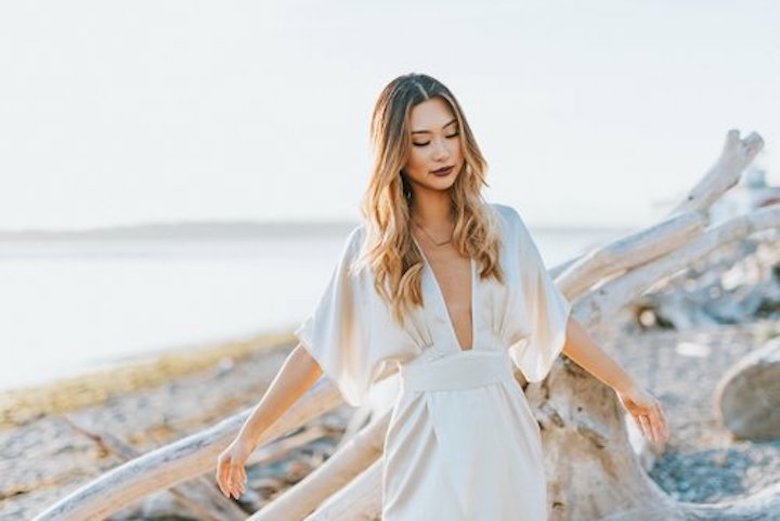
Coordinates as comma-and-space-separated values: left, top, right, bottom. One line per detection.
431, 178, 457, 191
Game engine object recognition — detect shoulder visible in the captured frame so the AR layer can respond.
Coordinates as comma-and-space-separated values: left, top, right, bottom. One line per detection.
322, 223, 366, 276
345, 222, 366, 250
488, 202, 516, 219
342, 222, 373, 279
486, 202, 525, 231
486, 202, 537, 253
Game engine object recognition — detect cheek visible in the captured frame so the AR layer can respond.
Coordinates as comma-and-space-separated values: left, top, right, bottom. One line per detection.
453, 139, 464, 160
406, 148, 428, 173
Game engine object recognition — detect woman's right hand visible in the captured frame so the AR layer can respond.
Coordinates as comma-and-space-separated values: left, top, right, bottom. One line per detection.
216, 434, 255, 499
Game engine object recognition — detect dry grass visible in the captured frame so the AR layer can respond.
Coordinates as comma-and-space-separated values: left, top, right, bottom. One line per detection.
0, 330, 297, 428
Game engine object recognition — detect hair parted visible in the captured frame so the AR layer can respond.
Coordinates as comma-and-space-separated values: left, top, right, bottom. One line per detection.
355, 72, 506, 326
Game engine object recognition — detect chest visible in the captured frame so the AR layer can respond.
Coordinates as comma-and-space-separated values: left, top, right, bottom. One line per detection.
412, 235, 476, 352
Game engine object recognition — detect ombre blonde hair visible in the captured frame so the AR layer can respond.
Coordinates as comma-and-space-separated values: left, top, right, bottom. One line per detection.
356, 73, 506, 327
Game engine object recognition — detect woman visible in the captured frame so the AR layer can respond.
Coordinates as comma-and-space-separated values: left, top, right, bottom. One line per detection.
216, 72, 669, 520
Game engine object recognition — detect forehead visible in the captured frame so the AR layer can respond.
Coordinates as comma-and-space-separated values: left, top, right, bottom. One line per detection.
409, 97, 456, 130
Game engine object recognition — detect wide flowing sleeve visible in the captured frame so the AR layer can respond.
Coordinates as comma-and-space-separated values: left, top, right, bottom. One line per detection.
293, 224, 375, 407
506, 207, 573, 383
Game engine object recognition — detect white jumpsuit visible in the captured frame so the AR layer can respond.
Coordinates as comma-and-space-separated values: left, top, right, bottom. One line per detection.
295, 202, 572, 520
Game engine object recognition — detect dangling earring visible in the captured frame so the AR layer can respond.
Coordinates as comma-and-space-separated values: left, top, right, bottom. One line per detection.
400, 170, 412, 199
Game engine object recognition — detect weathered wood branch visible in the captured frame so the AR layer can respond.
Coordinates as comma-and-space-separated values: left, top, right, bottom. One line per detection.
250, 411, 390, 520
32, 382, 345, 520
667, 129, 764, 217
557, 210, 706, 299
578, 205, 780, 325
302, 458, 384, 521
554, 128, 765, 295
61, 415, 246, 521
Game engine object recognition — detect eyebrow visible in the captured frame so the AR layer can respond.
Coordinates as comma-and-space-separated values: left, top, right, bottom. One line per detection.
411, 118, 458, 135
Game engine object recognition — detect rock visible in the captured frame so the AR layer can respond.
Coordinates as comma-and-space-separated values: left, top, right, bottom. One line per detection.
714, 338, 780, 441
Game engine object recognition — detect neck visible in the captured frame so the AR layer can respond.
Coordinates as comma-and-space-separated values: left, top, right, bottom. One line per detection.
409, 190, 453, 229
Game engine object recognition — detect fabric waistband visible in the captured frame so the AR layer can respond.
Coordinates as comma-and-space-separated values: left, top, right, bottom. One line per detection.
399, 349, 515, 393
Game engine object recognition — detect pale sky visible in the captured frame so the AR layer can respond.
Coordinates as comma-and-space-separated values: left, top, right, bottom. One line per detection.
0, 0, 777, 231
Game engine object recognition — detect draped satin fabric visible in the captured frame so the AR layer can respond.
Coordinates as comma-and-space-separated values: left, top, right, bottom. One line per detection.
295, 202, 572, 520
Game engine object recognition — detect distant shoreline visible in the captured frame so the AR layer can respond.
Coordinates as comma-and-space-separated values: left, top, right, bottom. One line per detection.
0, 220, 357, 241
0, 220, 632, 242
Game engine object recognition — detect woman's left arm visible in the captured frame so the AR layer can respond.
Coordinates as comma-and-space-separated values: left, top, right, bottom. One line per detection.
560, 316, 670, 448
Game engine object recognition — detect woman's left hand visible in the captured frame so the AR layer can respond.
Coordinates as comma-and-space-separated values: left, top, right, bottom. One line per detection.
615, 382, 670, 448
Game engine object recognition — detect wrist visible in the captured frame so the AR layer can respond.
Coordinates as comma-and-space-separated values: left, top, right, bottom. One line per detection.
237, 428, 259, 450
612, 375, 637, 395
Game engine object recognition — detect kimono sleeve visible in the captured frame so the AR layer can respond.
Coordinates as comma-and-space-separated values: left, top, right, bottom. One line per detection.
293, 225, 374, 407
506, 208, 573, 383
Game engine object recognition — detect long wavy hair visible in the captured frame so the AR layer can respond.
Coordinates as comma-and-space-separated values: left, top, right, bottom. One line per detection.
356, 73, 506, 327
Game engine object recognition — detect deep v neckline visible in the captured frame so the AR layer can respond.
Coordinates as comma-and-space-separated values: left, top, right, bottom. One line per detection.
411, 234, 477, 352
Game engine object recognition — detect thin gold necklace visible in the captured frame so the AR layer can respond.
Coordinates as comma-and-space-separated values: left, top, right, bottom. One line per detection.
412, 218, 453, 247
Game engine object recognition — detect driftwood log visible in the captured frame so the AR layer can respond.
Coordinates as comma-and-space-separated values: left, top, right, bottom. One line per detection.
33, 129, 779, 520
60, 415, 247, 521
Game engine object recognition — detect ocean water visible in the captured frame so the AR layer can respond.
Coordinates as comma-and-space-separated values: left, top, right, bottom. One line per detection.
0, 225, 628, 391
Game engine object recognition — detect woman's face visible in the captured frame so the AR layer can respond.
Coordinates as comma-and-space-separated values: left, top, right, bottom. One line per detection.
402, 96, 464, 195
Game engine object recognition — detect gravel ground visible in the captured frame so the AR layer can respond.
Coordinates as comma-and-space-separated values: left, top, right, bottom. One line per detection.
2, 318, 779, 519
599, 318, 780, 504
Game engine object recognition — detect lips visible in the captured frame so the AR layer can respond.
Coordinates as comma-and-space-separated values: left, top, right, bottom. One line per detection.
431, 165, 454, 175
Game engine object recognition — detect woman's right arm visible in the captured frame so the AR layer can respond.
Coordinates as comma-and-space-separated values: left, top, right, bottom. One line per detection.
215, 342, 323, 499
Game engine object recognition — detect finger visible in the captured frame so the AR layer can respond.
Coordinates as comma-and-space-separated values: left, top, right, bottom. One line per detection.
654, 403, 668, 441
235, 471, 246, 498
646, 411, 661, 445
645, 415, 658, 445
649, 411, 663, 445
630, 411, 644, 436
630, 411, 645, 436
225, 463, 238, 498
239, 466, 248, 493
229, 463, 242, 498
638, 414, 652, 442
224, 461, 238, 498
221, 474, 232, 498
649, 410, 664, 446
236, 465, 247, 496
642, 404, 659, 444
217, 459, 230, 497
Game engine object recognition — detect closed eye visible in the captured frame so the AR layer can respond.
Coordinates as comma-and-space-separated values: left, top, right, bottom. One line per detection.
412, 132, 460, 147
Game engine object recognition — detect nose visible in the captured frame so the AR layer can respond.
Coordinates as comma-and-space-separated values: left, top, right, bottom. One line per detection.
432, 137, 450, 161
